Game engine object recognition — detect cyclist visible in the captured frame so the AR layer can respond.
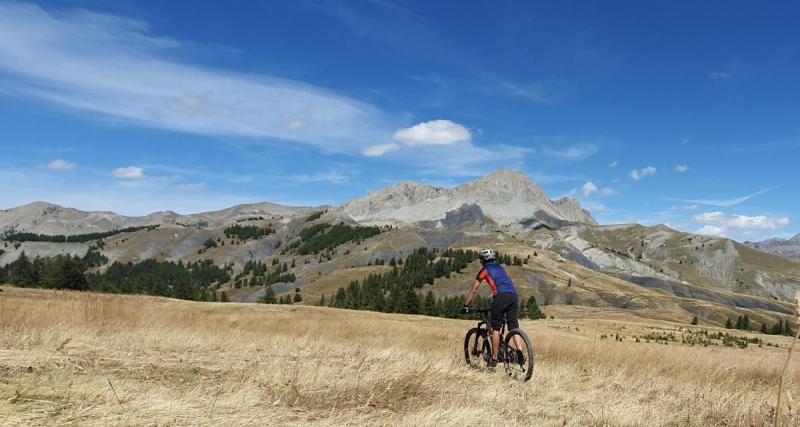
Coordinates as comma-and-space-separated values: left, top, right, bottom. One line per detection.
463, 248, 524, 367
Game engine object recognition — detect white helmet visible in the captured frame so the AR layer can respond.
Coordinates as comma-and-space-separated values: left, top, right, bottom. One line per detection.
479, 248, 496, 262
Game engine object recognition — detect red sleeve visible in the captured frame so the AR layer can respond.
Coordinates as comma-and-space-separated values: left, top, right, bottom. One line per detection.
476, 268, 488, 281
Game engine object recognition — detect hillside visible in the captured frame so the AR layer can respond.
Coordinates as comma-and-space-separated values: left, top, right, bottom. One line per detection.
1, 287, 797, 426
2, 168, 799, 331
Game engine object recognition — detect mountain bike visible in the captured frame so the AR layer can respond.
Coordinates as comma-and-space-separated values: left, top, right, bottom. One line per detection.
463, 308, 534, 381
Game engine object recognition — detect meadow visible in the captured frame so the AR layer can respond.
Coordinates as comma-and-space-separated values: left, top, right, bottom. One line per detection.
1, 286, 797, 426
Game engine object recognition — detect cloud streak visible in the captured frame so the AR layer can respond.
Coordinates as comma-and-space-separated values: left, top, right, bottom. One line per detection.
543, 143, 598, 161
0, 3, 392, 153
112, 166, 144, 179
684, 187, 776, 207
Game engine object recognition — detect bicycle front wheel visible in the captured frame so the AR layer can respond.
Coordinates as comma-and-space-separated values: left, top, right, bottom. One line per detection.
503, 329, 534, 381
464, 327, 491, 368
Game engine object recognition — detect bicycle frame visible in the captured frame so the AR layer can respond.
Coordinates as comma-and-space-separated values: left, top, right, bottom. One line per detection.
474, 309, 507, 351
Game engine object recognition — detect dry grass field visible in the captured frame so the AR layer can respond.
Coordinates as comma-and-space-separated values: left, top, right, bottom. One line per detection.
1, 286, 798, 426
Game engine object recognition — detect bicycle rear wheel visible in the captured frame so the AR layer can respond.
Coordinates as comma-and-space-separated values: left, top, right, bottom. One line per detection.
503, 329, 534, 381
464, 327, 491, 368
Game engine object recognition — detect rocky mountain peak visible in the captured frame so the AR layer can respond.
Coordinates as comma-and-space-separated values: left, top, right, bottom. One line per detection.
343, 168, 597, 226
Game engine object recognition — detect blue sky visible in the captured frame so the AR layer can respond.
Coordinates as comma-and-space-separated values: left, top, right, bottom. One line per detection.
0, 1, 797, 242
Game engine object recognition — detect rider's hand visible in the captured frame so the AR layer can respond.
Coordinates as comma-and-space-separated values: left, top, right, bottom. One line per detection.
461, 305, 470, 314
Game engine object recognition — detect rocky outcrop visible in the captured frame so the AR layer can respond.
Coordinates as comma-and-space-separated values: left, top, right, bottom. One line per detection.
343, 168, 597, 226
418, 203, 486, 230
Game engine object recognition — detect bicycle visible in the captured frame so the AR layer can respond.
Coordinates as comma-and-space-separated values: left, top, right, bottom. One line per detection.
463, 308, 534, 381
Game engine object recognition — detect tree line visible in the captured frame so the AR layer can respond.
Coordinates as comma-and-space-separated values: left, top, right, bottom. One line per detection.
0, 251, 230, 301
293, 223, 383, 255
321, 247, 544, 320
232, 259, 296, 288
723, 314, 796, 336
2, 225, 158, 243
223, 224, 275, 240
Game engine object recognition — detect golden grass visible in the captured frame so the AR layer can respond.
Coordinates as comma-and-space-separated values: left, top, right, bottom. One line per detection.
1, 286, 798, 426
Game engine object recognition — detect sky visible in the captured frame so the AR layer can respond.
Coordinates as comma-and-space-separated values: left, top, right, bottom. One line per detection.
0, 1, 797, 242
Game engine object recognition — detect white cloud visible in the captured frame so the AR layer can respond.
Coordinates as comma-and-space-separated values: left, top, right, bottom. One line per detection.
112, 166, 144, 179
609, 160, 619, 168
696, 225, 727, 237
728, 215, 790, 230
291, 170, 349, 185
0, 3, 392, 153
176, 182, 206, 191
543, 143, 598, 161
362, 143, 399, 157
48, 159, 75, 170
629, 166, 656, 181
599, 187, 617, 197
693, 211, 791, 237
675, 164, 689, 173
694, 211, 727, 223
581, 181, 598, 197
392, 119, 471, 146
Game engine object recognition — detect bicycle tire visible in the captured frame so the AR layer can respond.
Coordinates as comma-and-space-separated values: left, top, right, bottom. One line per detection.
503, 329, 534, 381
464, 327, 490, 368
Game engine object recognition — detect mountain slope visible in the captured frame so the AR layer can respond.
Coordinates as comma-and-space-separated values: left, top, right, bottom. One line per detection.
343, 169, 596, 226
744, 234, 800, 260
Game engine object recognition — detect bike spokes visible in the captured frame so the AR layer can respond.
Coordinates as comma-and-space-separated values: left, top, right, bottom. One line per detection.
503, 330, 534, 381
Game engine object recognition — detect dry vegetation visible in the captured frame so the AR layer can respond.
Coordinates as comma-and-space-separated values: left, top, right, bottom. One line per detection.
1, 286, 798, 426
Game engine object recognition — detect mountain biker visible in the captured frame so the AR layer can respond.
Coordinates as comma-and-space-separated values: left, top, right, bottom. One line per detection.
463, 248, 524, 367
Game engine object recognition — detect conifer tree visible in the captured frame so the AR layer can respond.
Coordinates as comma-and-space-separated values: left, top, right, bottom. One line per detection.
260, 284, 277, 304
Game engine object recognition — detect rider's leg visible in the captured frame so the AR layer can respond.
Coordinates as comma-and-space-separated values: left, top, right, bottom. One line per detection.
508, 295, 525, 352
491, 329, 501, 360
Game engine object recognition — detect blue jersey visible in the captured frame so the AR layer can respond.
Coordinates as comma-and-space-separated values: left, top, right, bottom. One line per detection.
476, 262, 516, 295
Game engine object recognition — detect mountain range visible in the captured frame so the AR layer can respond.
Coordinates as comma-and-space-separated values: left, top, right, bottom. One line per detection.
2, 168, 799, 328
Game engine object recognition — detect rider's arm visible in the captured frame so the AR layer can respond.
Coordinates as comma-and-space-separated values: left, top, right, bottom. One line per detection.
464, 278, 481, 307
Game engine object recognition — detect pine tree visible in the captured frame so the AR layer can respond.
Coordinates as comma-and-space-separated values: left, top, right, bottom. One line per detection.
220, 291, 229, 302
319, 293, 326, 306
784, 319, 794, 337
742, 315, 750, 330
725, 318, 734, 329
691, 316, 698, 325
293, 292, 302, 303
423, 290, 436, 316
760, 323, 768, 334
260, 284, 277, 304
526, 296, 545, 320
735, 315, 744, 330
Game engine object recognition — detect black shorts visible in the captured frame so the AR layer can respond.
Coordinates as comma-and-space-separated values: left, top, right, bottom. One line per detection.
490, 292, 519, 331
